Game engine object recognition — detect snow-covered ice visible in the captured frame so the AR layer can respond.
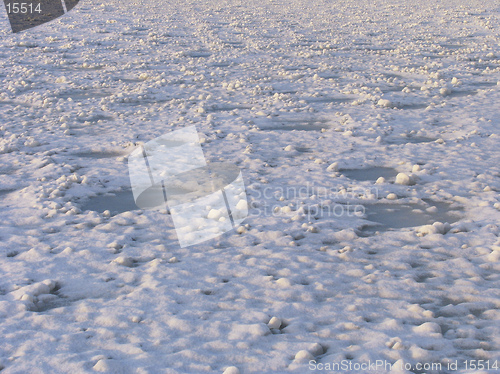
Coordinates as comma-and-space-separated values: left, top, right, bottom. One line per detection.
0, 0, 500, 373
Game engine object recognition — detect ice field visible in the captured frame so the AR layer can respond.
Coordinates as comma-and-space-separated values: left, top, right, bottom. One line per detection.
0, 0, 500, 372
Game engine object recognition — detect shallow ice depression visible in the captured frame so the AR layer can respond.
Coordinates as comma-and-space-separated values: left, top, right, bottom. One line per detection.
386, 135, 436, 145
340, 166, 398, 182
69, 150, 129, 159
57, 89, 112, 101
359, 200, 463, 235
79, 190, 138, 216
78, 185, 190, 215
257, 116, 330, 132
0, 189, 16, 199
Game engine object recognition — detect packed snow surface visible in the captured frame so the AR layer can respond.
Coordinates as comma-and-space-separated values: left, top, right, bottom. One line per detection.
1, 0, 500, 373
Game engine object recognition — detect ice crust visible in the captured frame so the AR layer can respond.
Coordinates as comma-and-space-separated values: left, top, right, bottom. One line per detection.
0, 0, 500, 373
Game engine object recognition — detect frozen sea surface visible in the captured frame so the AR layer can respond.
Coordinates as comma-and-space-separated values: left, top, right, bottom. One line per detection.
1, 0, 500, 373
